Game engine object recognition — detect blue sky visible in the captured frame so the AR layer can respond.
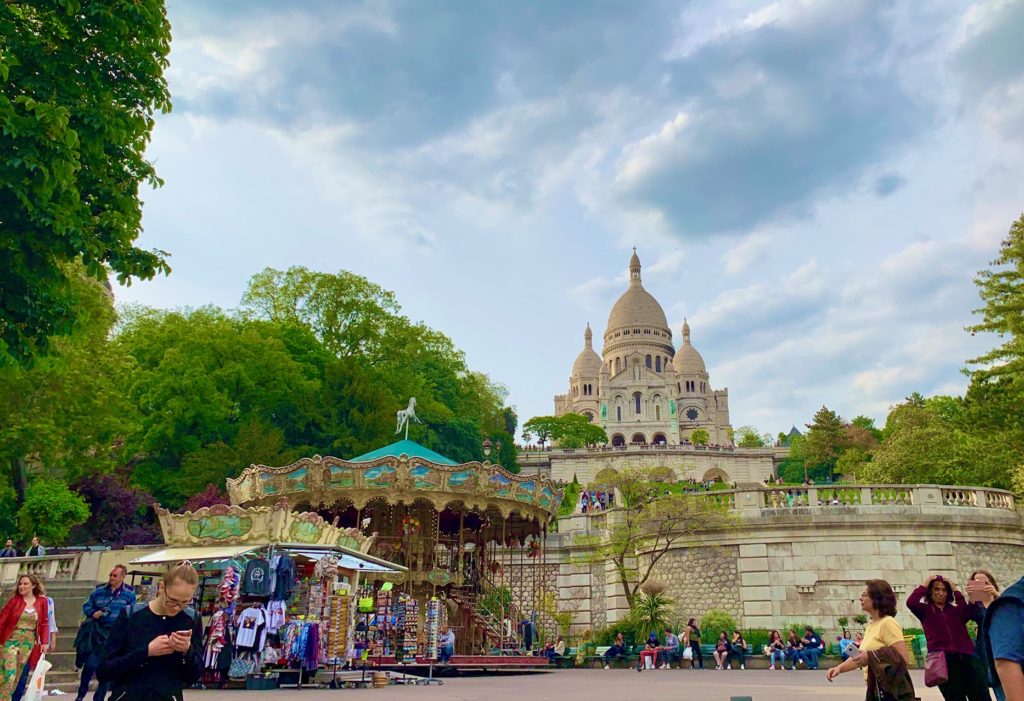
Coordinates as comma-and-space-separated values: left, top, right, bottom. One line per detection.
118, 0, 1024, 437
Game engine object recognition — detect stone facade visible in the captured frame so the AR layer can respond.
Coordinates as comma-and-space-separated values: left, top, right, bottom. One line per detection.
515, 485, 1024, 636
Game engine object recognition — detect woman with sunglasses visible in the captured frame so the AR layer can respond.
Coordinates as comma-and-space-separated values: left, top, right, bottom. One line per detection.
98, 562, 203, 701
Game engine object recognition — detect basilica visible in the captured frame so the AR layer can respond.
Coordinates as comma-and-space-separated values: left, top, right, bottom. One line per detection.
554, 251, 733, 446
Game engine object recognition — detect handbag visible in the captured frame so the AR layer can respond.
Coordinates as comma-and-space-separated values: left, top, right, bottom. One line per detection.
924, 651, 948, 687
229, 653, 256, 680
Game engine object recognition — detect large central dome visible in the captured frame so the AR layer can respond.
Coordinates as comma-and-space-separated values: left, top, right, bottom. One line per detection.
604, 250, 670, 335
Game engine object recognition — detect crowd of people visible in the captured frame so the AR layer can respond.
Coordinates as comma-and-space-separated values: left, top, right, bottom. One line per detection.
0, 538, 46, 559
578, 489, 613, 512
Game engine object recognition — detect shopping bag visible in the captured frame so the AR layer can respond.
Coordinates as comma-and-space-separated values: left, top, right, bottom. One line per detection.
923, 651, 948, 687
24, 655, 51, 701
682, 647, 694, 661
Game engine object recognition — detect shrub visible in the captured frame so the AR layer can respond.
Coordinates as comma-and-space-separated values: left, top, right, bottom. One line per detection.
18, 479, 89, 544
700, 609, 737, 640
626, 586, 675, 644
594, 621, 636, 647
744, 628, 771, 652
853, 614, 868, 626
837, 616, 850, 629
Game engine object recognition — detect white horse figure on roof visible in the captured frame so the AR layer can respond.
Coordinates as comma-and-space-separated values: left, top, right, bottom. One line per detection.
396, 397, 422, 439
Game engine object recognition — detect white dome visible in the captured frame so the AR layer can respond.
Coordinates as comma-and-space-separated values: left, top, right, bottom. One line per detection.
572, 325, 602, 377
604, 251, 670, 335
673, 319, 707, 375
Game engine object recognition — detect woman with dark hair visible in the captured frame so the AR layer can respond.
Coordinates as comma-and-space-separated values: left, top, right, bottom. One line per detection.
683, 618, 703, 670
908, 575, 990, 701
967, 570, 1002, 701
713, 631, 729, 670
767, 630, 786, 670
827, 579, 915, 700
786, 630, 805, 670
726, 630, 747, 670
0, 574, 50, 701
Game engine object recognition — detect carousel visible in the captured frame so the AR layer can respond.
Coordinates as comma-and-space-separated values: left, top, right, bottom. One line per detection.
224, 434, 564, 657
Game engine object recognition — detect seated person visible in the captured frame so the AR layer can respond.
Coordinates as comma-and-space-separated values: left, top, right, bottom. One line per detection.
786, 630, 805, 670
603, 633, 627, 669
553, 636, 566, 659
838, 630, 860, 661
800, 627, 824, 670
543, 640, 556, 660
438, 625, 455, 663
638, 634, 661, 671
725, 631, 748, 670
659, 627, 681, 669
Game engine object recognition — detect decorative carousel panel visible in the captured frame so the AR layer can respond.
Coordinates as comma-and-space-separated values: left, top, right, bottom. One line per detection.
410, 464, 443, 489
425, 569, 454, 586
327, 464, 356, 489
364, 464, 398, 489
515, 480, 537, 503
446, 469, 479, 491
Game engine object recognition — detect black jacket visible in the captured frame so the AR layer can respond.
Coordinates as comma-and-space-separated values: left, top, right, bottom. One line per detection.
98, 604, 203, 701
73, 618, 109, 669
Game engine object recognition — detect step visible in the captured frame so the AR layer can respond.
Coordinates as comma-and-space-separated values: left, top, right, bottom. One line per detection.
46, 651, 78, 672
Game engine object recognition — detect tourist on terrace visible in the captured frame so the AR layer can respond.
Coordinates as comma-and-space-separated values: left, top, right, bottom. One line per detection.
603, 632, 627, 669
683, 618, 703, 669
0, 541, 16, 558
908, 575, 990, 701
826, 579, 915, 700
801, 626, 824, 669
638, 633, 661, 671
659, 627, 680, 669
438, 625, 455, 663
967, 570, 1002, 701
713, 631, 730, 670
786, 630, 805, 669
25, 537, 44, 557
982, 572, 1024, 701
767, 630, 786, 670
726, 630, 748, 670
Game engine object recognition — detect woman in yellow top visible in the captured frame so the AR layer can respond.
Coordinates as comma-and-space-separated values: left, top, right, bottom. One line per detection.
826, 579, 912, 694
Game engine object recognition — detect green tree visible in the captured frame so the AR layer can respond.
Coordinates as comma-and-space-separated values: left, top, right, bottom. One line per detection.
968, 214, 1024, 383
850, 415, 883, 442
523, 416, 560, 448
626, 581, 675, 643
572, 467, 734, 607
18, 479, 89, 544
735, 426, 765, 448
0, 266, 134, 502
802, 406, 846, 476
0, 0, 172, 364
860, 400, 964, 485
690, 429, 709, 445
553, 413, 608, 448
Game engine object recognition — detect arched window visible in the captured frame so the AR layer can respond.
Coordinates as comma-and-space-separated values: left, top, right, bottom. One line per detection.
655, 404, 661, 420
655, 356, 662, 372
615, 357, 621, 373
633, 392, 642, 415
611, 434, 625, 447
646, 354, 652, 369
677, 383, 681, 393
616, 406, 622, 422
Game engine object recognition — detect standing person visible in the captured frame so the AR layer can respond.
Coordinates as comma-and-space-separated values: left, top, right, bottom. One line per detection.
684, 618, 704, 670
76, 565, 135, 701
968, 571, 1002, 701
801, 626, 825, 670
826, 579, 915, 700
0, 542, 17, 559
25, 539, 44, 558
767, 630, 786, 670
981, 573, 1024, 701
908, 575, 990, 701
0, 575, 50, 701
437, 625, 455, 663
97, 562, 203, 701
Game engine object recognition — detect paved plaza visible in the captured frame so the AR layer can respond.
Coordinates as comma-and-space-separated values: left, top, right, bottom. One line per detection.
192, 669, 944, 701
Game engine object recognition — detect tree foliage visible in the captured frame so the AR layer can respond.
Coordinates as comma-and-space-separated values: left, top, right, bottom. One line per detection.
18, 479, 89, 544
690, 429, 709, 445
523, 413, 607, 448
735, 426, 765, 448
69, 474, 159, 546
572, 467, 735, 607
0, 0, 172, 364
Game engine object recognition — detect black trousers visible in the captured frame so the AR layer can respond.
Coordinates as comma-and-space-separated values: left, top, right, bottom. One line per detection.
938, 652, 992, 701
689, 641, 704, 668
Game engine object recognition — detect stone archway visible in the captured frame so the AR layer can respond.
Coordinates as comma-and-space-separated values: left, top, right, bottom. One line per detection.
611, 434, 626, 447
630, 432, 646, 445
652, 433, 667, 445
702, 468, 729, 483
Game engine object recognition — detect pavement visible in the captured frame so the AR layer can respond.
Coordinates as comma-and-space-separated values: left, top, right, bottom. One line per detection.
188, 668, 948, 701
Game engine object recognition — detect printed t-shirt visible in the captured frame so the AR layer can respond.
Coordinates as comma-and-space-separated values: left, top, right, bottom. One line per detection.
242, 559, 272, 596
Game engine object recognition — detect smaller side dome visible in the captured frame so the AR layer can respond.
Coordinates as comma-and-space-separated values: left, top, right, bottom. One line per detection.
572, 323, 603, 377
673, 318, 707, 374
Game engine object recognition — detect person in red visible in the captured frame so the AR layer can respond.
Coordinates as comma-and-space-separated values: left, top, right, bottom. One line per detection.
907, 574, 989, 701
0, 574, 50, 701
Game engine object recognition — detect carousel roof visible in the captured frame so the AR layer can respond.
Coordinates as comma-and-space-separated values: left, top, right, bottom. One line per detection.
225, 444, 564, 523
350, 439, 458, 466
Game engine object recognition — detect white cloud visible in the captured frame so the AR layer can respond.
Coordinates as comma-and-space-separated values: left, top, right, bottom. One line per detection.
724, 232, 773, 274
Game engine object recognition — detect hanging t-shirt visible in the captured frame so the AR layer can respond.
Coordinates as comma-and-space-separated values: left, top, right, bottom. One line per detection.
267, 600, 286, 632
274, 555, 297, 601
236, 606, 267, 650
242, 558, 272, 596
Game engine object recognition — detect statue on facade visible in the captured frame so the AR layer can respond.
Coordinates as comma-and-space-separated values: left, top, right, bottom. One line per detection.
396, 397, 422, 439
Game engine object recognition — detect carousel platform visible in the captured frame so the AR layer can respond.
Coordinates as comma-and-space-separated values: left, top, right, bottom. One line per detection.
362, 654, 555, 672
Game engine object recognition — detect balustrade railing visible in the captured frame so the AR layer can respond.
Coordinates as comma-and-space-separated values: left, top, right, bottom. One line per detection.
0, 554, 82, 585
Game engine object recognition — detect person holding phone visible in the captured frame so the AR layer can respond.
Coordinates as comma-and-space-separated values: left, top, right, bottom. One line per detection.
98, 562, 203, 701
968, 571, 1003, 701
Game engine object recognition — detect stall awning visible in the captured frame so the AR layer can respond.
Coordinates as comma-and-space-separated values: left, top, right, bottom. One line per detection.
129, 544, 260, 565
277, 543, 406, 573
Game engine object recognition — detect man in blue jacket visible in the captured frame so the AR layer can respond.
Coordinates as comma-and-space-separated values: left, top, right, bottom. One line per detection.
76, 565, 135, 701
985, 574, 1024, 701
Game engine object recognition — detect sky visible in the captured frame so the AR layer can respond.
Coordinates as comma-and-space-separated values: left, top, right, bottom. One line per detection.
117, 0, 1024, 438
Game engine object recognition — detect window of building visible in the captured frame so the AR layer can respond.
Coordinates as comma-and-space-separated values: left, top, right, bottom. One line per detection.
615, 358, 621, 373
655, 404, 661, 420
645, 354, 652, 369
616, 406, 622, 421
655, 356, 661, 372
633, 392, 642, 414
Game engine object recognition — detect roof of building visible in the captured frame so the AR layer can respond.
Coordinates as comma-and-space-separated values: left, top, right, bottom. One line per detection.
605, 251, 670, 334
572, 324, 603, 377
673, 319, 707, 374
350, 439, 459, 465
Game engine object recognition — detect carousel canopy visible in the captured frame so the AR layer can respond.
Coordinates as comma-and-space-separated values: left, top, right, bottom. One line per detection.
225, 443, 564, 523
350, 439, 458, 466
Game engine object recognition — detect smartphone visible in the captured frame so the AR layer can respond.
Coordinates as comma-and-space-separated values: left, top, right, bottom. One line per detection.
966, 581, 986, 603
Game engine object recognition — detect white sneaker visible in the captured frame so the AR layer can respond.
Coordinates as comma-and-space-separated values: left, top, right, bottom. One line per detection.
740, 664, 745, 670
726, 664, 732, 670
769, 665, 775, 670
603, 665, 609, 669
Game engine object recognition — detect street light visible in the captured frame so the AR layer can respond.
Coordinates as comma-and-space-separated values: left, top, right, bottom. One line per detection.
482, 437, 493, 458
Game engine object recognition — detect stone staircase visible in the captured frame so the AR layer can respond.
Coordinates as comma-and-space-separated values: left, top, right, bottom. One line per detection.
46, 581, 99, 692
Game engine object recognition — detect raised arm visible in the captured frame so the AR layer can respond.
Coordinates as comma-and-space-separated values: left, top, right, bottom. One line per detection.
906, 585, 930, 621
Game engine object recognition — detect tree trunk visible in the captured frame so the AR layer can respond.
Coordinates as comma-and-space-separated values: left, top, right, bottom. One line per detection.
11, 455, 27, 505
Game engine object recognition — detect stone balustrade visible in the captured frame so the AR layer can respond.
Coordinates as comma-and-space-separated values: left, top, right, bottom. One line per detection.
0, 554, 83, 586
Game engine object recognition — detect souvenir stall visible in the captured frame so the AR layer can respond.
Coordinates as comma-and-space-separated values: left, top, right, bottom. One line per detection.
133, 499, 406, 688
225, 437, 563, 658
